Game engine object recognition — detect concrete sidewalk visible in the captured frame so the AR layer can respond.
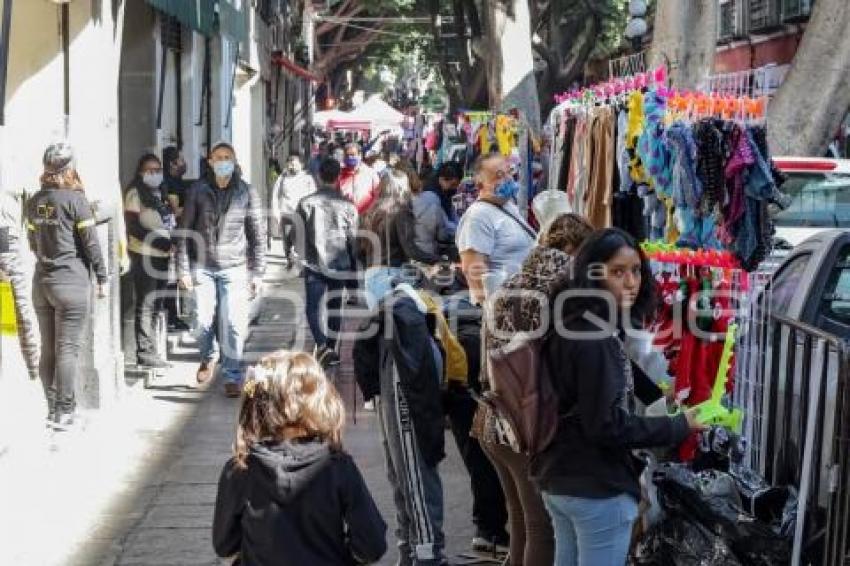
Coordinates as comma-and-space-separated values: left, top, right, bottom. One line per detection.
1, 256, 480, 565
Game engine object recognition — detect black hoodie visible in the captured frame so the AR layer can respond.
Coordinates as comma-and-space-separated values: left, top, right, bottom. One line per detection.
213, 439, 387, 565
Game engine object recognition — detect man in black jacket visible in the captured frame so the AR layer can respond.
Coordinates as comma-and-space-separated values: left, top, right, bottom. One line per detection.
295, 158, 358, 367
177, 142, 266, 397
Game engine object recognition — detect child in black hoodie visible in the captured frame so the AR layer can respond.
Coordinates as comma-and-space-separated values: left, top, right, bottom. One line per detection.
213, 351, 387, 565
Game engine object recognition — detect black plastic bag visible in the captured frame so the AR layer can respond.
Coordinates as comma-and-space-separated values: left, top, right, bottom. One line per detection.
650, 464, 792, 566
731, 466, 798, 538
633, 516, 742, 566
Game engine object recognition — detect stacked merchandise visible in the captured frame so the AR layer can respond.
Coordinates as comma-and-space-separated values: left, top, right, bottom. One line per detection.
545, 75, 790, 271
642, 243, 743, 459
631, 243, 799, 565
431, 110, 545, 221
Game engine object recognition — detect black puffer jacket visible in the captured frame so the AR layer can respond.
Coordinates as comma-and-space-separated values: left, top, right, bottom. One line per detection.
176, 173, 266, 276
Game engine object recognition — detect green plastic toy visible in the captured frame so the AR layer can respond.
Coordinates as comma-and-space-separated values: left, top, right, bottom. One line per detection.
691, 323, 743, 432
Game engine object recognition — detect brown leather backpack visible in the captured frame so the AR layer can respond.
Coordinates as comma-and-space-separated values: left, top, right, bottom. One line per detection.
484, 331, 559, 456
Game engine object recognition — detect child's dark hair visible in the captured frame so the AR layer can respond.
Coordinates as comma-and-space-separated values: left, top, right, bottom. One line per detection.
553, 227, 657, 327
234, 351, 345, 470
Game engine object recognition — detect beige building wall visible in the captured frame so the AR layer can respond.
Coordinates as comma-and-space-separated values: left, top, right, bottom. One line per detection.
3, 0, 123, 207
1, 0, 126, 410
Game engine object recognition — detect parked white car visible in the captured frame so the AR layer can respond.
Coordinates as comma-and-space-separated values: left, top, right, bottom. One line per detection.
772, 157, 850, 249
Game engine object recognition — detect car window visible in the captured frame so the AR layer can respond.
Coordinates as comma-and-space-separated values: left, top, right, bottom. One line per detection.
767, 253, 812, 314
774, 173, 850, 228
821, 245, 850, 326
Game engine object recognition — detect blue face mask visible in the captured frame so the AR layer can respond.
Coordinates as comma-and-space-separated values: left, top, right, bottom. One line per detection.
344, 156, 360, 169
494, 179, 519, 201
212, 160, 235, 178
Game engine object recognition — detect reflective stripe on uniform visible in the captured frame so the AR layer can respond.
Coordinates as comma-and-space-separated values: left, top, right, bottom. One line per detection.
26, 221, 35, 231
76, 218, 96, 229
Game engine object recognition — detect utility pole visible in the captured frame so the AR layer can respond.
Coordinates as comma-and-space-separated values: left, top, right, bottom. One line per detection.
302, 2, 316, 156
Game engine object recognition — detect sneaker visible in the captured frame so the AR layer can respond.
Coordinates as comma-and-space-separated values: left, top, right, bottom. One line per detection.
51, 412, 78, 433
224, 382, 242, 398
316, 345, 341, 368
471, 536, 509, 555
196, 360, 217, 384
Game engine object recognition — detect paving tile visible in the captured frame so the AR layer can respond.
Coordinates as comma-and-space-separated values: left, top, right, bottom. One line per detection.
136, 503, 216, 529
63, 272, 476, 566
118, 528, 216, 565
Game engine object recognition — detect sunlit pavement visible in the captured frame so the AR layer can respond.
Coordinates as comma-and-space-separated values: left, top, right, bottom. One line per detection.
0, 252, 475, 566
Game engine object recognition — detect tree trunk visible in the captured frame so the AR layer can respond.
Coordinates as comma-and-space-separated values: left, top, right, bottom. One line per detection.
536, 10, 600, 117
651, 0, 717, 90
483, 0, 541, 134
768, 0, 850, 156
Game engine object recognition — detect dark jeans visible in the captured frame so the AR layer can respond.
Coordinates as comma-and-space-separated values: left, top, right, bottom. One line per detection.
444, 298, 508, 542
280, 215, 296, 259
130, 252, 170, 362
444, 385, 509, 542
304, 269, 346, 350
33, 279, 91, 416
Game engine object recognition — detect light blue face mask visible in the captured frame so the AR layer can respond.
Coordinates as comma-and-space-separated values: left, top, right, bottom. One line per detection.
212, 160, 235, 178
494, 178, 519, 201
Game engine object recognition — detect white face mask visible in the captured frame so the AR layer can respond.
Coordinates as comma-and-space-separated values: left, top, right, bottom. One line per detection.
143, 172, 163, 188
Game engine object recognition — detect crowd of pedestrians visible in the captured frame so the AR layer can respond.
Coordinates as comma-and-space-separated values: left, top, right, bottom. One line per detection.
6, 135, 706, 565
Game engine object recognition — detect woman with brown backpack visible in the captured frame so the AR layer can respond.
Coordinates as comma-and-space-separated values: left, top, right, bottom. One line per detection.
480, 213, 593, 566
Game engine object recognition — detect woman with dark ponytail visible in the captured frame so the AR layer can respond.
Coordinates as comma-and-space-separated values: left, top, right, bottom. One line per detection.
26, 143, 107, 430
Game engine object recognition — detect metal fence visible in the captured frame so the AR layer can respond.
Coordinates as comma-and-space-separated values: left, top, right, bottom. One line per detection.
735, 277, 850, 565
608, 50, 648, 80
701, 64, 790, 99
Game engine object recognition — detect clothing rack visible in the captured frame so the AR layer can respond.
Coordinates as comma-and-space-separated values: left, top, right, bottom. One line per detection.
543, 80, 785, 271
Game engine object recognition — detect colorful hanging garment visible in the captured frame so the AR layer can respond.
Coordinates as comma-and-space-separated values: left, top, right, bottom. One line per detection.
495, 115, 515, 156
666, 121, 705, 248
626, 91, 648, 185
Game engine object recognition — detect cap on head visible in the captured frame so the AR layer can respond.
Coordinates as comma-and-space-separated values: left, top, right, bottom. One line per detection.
43, 142, 75, 174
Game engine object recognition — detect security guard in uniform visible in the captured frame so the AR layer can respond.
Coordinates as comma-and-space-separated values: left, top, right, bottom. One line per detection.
26, 143, 107, 430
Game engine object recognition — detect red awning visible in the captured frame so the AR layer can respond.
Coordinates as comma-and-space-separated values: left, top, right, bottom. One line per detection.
272, 55, 323, 83
326, 118, 372, 132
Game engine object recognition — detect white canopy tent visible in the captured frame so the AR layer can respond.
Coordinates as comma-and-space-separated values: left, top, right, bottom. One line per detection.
348, 95, 406, 132
313, 109, 351, 128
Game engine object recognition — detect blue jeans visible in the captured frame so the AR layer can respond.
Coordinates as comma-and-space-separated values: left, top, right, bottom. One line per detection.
304, 269, 346, 350
194, 267, 250, 383
542, 492, 638, 566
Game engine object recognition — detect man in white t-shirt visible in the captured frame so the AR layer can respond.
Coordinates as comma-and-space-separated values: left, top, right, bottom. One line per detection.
450, 153, 536, 554
456, 154, 536, 305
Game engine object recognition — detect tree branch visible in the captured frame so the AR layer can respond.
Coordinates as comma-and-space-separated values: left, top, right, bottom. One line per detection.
313, 25, 385, 75
316, 0, 356, 36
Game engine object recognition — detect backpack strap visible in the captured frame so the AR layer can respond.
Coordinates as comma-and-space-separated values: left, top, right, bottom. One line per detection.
479, 200, 537, 239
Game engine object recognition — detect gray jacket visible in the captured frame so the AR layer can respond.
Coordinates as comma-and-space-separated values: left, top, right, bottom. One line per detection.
412, 191, 456, 257
176, 174, 266, 276
0, 192, 39, 376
